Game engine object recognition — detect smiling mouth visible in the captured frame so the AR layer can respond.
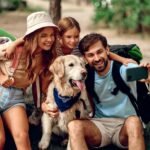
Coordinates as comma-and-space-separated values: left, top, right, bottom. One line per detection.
69, 79, 85, 90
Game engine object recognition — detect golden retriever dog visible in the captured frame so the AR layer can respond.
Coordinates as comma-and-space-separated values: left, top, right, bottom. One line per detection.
38, 55, 91, 150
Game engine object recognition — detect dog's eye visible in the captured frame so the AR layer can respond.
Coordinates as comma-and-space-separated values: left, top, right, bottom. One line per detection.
69, 63, 74, 67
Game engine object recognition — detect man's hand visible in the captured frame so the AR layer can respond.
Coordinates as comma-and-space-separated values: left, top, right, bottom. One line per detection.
140, 62, 150, 83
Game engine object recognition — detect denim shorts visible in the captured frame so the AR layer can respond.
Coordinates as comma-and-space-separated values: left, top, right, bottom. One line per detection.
0, 85, 25, 114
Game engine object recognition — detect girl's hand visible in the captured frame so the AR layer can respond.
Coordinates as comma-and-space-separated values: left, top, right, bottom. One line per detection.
123, 58, 137, 66
1, 76, 14, 87
41, 101, 59, 118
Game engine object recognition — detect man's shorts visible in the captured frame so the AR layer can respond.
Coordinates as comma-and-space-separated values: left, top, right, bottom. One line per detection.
0, 85, 25, 114
91, 117, 127, 149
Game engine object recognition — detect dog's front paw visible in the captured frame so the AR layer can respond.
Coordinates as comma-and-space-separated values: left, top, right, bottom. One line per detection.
38, 139, 50, 150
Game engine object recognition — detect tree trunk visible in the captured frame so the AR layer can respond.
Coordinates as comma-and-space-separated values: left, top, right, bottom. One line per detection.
49, 0, 61, 24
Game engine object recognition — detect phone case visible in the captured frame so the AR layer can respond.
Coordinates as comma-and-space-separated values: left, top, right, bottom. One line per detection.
126, 67, 148, 81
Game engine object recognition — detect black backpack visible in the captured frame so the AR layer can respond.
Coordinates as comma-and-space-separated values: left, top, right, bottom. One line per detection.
85, 44, 150, 124
109, 44, 143, 63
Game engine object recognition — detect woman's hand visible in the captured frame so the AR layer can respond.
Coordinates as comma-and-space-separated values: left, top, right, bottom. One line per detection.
41, 101, 59, 118
5, 37, 24, 59
0, 76, 14, 87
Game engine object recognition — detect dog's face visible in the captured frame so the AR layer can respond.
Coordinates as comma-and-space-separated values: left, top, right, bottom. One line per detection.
50, 55, 87, 91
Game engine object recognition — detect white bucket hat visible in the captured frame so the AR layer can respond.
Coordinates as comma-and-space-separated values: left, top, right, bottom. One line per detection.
24, 11, 58, 37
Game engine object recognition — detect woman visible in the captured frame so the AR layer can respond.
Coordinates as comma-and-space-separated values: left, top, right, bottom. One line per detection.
0, 11, 58, 150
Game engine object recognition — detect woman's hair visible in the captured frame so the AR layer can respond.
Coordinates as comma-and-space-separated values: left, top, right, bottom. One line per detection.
58, 17, 80, 36
24, 28, 57, 76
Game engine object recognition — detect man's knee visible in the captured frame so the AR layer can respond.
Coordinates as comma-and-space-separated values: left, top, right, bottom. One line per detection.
125, 116, 143, 135
68, 120, 84, 136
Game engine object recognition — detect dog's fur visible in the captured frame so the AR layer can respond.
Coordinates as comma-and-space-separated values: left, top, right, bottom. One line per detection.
38, 55, 91, 150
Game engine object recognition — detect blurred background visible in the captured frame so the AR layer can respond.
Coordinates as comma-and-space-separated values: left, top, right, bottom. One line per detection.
0, 0, 150, 61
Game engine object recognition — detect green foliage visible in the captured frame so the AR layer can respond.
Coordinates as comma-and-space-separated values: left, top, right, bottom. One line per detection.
92, 0, 114, 25
0, 0, 21, 11
92, 0, 150, 33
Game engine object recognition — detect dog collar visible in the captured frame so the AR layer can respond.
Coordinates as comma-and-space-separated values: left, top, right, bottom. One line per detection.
53, 88, 81, 112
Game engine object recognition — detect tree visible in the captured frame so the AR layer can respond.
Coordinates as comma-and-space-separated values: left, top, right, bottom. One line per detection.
49, 0, 61, 24
92, 0, 150, 33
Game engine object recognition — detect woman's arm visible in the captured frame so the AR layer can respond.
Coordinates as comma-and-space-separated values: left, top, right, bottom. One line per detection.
5, 37, 24, 58
109, 52, 137, 65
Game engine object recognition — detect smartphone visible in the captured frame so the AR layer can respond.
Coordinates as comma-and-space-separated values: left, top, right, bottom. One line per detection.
126, 66, 148, 81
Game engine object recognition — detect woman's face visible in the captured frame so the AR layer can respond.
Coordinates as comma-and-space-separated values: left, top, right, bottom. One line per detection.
37, 27, 55, 51
61, 27, 80, 50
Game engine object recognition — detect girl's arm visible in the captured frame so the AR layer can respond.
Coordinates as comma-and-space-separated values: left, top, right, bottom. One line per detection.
109, 52, 137, 65
5, 37, 24, 58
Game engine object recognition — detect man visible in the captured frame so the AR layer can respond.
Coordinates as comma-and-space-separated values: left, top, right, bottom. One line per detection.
67, 33, 145, 150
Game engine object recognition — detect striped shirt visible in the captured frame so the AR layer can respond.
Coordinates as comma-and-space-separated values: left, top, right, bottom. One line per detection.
56, 41, 82, 57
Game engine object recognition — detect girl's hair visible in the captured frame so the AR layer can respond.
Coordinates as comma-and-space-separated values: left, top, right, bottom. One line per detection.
58, 17, 80, 36
24, 28, 57, 76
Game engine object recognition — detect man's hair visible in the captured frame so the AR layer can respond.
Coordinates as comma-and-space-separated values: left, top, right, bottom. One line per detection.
79, 33, 108, 55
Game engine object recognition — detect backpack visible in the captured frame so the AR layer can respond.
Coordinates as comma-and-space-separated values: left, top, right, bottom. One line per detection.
109, 44, 143, 63
85, 44, 150, 124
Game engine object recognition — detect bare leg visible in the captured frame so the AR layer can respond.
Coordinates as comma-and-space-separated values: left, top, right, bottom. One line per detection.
3, 106, 31, 150
119, 116, 145, 150
68, 119, 102, 150
0, 117, 5, 150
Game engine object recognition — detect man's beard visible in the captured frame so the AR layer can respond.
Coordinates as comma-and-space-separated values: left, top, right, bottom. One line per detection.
93, 57, 108, 72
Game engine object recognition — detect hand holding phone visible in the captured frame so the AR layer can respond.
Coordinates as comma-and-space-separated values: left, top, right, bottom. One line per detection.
126, 66, 148, 81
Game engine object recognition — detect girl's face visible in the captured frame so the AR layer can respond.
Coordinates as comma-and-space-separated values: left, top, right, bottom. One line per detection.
37, 27, 55, 51
61, 27, 80, 50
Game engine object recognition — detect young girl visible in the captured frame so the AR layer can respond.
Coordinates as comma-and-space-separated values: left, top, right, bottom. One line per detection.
41, 16, 136, 116
0, 11, 58, 150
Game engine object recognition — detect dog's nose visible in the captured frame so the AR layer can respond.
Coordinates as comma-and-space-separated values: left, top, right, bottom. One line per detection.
81, 70, 87, 79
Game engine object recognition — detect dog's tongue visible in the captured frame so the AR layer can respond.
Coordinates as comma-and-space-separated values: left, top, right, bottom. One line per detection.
73, 80, 85, 90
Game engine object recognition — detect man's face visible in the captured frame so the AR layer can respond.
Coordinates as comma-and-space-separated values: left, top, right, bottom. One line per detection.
84, 41, 109, 73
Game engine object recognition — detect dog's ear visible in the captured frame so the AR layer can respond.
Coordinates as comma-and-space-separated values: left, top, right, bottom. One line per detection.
49, 56, 65, 78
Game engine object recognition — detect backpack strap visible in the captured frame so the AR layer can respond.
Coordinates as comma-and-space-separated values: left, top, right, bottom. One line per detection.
112, 61, 140, 117
9, 46, 23, 77
85, 64, 100, 104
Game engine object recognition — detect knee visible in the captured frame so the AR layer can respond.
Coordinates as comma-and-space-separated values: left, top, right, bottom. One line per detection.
13, 131, 29, 143
68, 120, 84, 137
125, 116, 143, 135
0, 133, 6, 149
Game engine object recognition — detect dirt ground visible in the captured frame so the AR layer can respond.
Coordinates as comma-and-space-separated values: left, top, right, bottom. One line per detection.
0, 0, 149, 62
